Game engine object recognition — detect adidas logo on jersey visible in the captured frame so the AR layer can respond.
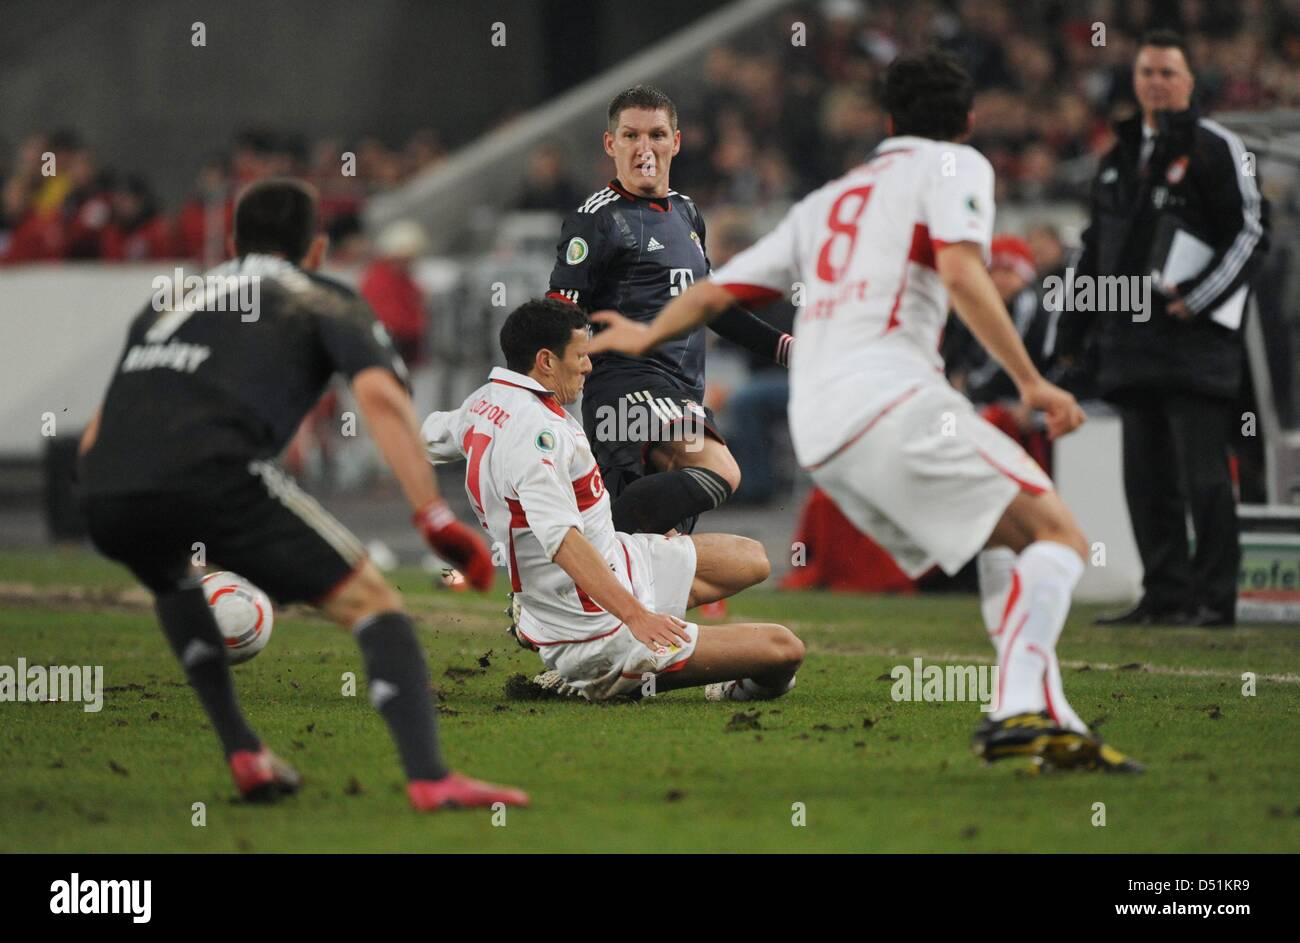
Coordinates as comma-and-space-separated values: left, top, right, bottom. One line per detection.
646, 237, 665, 252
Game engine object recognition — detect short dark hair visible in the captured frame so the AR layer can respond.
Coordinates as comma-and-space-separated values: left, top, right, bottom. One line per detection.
1137, 29, 1194, 73
881, 50, 974, 141
499, 299, 590, 374
233, 177, 318, 261
607, 85, 678, 133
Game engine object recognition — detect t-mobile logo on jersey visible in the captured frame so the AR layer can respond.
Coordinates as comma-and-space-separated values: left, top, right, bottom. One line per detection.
668, 268, 695, 297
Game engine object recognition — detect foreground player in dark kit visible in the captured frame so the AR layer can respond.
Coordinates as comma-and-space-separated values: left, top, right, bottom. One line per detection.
78, 178, 528, 810
547, 85, 793, 535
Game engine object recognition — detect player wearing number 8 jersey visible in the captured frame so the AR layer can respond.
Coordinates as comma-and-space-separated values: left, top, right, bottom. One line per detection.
422, 299, 802, 702
589, 52, 1142, 771
731, 138, 996, 472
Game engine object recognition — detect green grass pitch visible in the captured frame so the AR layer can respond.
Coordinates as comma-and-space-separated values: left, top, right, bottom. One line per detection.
2, 546, 1298, 852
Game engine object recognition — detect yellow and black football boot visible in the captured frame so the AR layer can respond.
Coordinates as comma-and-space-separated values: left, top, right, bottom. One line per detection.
971, 711, 1093, 764
1037, 729, 1146, 774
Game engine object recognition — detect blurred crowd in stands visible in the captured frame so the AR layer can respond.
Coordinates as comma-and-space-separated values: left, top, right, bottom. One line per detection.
0, 127, 447, 265
518, 0, 1300, 215
7, 1, 1296, 267
618, 0, 1295, 526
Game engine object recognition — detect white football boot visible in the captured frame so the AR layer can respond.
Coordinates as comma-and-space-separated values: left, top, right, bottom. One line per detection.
530, 669, 584, 699
504, 592, 538, 651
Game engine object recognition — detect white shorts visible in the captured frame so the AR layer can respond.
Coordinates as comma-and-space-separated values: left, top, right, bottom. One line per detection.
532, 533, 699, 701
808, 383, 1053, 578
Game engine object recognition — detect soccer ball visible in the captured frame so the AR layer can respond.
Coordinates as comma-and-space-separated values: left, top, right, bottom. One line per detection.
202, 571, 274, 664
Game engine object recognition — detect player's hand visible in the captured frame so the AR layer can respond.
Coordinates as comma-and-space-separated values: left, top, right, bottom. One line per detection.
413, 499, 495, 591
626, 608, 692, 652
1018, 378, 1085, 440
1011, 400, 1037, 433
587, 311, 653, 357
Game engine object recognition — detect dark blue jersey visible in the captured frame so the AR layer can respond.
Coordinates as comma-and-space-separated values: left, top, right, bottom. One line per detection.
548, 180, 712, 402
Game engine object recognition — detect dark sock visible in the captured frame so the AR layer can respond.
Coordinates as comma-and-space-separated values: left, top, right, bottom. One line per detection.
355, 612, 450, 781
155, 580, 260, 757
611, 467, 733, 534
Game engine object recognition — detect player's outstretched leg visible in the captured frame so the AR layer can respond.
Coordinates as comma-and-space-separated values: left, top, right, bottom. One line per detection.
520, 621, 802, 703
974, 491, 1143, 773
151, 573, 301, 800
674, 533, 801, 700
321, 561, 530, 809
655, 622, 803, 700
511, 533, 798, 703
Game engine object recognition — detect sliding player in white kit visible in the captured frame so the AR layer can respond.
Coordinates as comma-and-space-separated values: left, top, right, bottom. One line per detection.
422, 298, 803, 702
589, 51, 1141, 771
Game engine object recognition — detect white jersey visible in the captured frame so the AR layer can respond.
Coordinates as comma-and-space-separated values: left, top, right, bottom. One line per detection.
421, 367, 626, 642
712, 135, 996, 468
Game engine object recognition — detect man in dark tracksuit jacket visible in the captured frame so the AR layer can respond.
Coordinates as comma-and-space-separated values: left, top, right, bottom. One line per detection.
1060, 31, 1269, 627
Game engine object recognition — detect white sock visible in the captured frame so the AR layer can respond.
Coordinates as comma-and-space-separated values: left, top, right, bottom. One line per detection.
1042, 649, 1086, 731
991, 541, 1087, 731
977, 547, 1018, 643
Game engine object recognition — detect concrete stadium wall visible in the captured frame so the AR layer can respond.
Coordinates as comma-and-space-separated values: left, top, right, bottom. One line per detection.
0, 262, 374, 458
0, 264, 157, 456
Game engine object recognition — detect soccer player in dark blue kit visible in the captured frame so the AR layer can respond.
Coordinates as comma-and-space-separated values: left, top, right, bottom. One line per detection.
547, 86, 792, 535
78, 178, 529, 810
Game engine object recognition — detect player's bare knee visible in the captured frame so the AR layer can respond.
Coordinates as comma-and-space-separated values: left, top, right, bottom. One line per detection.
765, 624, 804, 672
379, 584, 405, 614
722, 462, 741, 495
699, 447, 741, 494
741, 538, 771, 586
326, 563, 403, 628
358, 563, 400, 602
